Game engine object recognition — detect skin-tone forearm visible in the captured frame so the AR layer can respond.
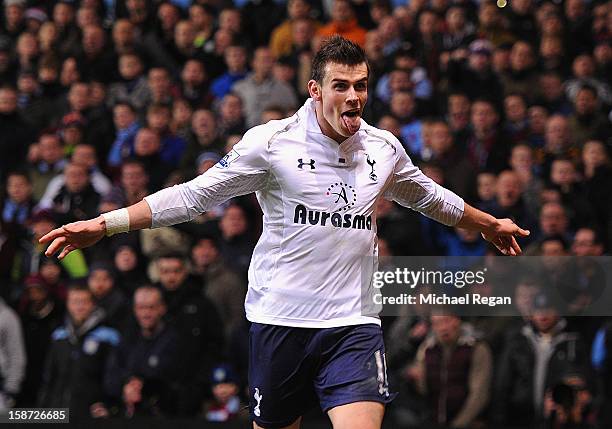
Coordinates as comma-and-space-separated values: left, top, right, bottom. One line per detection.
125, 199, 153, 230
40, 199, 154, 259
455, 203, 498, 232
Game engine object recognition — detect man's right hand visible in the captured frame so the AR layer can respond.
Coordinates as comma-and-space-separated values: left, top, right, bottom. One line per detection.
39, 216, 106, 259
123, 378, 143, 405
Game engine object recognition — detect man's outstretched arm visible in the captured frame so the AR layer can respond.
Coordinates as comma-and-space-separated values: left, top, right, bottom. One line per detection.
41, 125, 272, 259
40, 200, 153, 259
386, 143, 530, 255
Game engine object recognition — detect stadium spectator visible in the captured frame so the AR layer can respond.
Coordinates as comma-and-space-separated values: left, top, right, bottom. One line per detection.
509, 143, 543, 218
210, 44, 248, 100
582, 140, 612, 244
216, 93, 246, 138
446, 92, 471, 146
48, 162, 101, 225
104, 159, 150, 210
123, 0, 154, 31
112, 243, 148, 296
1, 170, 35, 238
218, 204, 255, 277
204, 363, 246, 422
107, 53, 149, 113
376, 46, 433, 109
76, 24, 115, 83
17, 274, 63, 407
39, 284, 118, 419
87, 261, 129, 331
317, 0, 367, 47
145, 103, 187, 168
130, 127, 172, 190
500, 40, 538, 100
568, 84, 610, 145
179, 59, 210, 108
105, 286, 180, 417
190, 236, 245, 339
506, 0, 537, 44
465, 99, 511, 173
233, 47, 298, 128
110, 19, 145, 60
2, 0, 26, 42
390, 90, 424, 156
170, 97, 193, 141
476, 171, 497, 206
143, 67, 177, 111
503, 93, 529, 144
426, 120, 475, 198
538, 72, 574, 117
0, 86, 33, 182
549, 157, 594, 229
142, 2, 181, 73
16, 68, 52, 132
269, 0, 315, 59
494, 292, 589, 426
189, 4, 215, 50
571, 227, 605, 257
180, 108, 224, 177
447, 39, 503, 102
108, 102, 141, 170
411, 312, 492, 428
526, 105, 549, 148
479, 170, 537, 241
39, 143, 111, 211
155, 253, 224, 416
0, 294, 26, 411
200, 27, 234, 81
565, 54, 612, 107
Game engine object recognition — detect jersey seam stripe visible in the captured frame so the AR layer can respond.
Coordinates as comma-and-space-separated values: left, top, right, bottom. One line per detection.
362, 129, 398, 154
263, 110, 302, 285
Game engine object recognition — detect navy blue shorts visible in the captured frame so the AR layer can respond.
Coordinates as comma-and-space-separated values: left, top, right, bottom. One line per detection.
248, 323, 396, 428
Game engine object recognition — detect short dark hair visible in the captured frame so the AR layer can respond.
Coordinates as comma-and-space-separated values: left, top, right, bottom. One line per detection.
577, 83, 598, 98
311, 35, 369, 83
113, 100, 136, 113
134, 285, 165, 304
68, 281, 93, 297
6, 169, 31, 183
156, 251, 187, 264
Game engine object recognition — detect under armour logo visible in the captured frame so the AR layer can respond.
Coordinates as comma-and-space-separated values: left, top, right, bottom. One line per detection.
366, 154, 377, 181
298, 158, 316, 170
254, 388, 263, 417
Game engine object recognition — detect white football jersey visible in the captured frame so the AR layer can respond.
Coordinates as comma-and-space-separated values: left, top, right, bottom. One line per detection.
145, 99, 464, 328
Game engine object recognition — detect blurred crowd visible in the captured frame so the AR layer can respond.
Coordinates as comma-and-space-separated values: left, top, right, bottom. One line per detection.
0, 0, 611, 427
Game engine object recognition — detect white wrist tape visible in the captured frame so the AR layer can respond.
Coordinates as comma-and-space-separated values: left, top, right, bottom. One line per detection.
102, 208, 130, 237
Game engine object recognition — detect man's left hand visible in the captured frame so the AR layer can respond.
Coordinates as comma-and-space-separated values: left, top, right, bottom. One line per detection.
481, 218, 530, 256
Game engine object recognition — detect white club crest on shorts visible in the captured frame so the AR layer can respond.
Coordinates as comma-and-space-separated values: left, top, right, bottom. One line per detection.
254, 388, 263, 417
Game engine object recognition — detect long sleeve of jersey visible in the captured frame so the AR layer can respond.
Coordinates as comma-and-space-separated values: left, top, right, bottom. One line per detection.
145, 128, 269, 228
385, 145, 464, 226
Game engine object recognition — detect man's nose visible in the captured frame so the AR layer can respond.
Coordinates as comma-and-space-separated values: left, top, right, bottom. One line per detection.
346, 86, 359, 103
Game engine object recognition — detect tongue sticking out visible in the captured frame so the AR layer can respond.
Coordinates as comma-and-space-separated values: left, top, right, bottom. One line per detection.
342, 114, 361, 134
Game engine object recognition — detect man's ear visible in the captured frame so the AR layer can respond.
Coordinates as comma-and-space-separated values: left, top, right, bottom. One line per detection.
308, 80, 321, 101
